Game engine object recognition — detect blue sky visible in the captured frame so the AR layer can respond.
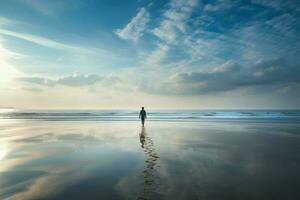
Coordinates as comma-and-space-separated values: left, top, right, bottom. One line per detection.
0, 0, 299, 109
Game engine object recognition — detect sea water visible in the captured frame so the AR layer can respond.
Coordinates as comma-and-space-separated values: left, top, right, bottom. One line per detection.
1, 109, 300, 121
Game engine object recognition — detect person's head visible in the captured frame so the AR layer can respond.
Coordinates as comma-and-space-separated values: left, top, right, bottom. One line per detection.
142, 107, 144, 110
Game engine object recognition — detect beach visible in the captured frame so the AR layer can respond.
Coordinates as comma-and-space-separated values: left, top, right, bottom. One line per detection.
0, 113, 300, 200
1, 0, 300, 199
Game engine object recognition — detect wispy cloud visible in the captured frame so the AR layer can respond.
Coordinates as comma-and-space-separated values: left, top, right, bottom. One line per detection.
0, 28, 71, 50
204, 0, 233, 12
139, 0, 199, 71
143, 43, 170, 67
0, 28, 100, 55
114, 7, 150, 42
0, 37, 24, 84
152, 0, 198, 44
0, 25, 114, 65
251, 0, 298, 11
265, 13, 299, 39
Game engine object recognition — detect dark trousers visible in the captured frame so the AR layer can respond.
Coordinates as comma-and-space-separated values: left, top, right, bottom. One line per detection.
141, 118, 145, 125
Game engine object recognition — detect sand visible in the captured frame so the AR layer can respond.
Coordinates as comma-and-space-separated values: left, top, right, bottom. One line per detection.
0, 120, 299, 200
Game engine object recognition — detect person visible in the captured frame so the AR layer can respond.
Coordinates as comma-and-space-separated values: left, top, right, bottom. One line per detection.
139, 107, 147, 126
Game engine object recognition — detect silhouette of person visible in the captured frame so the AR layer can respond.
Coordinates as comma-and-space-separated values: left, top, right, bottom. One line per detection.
139, 107, 147, 126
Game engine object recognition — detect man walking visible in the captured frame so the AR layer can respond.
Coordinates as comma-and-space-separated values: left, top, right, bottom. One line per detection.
139, 107, 147, 126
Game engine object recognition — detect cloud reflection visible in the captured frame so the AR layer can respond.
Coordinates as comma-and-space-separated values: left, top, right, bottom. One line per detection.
1, 121, 300, 199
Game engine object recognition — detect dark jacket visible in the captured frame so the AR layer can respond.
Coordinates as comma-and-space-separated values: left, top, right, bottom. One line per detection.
139, 110, 147, 119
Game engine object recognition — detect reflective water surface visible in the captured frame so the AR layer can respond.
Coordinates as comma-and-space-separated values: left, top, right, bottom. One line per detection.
0, 120, 300, 200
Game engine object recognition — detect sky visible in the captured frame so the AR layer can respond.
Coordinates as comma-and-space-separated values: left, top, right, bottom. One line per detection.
0, 0, 299, 109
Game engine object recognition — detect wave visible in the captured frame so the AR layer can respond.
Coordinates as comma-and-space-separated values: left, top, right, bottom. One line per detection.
0, 109, 300, 121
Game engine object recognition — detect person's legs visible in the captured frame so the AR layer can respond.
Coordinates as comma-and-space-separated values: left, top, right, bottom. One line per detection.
141, 118, 145, 126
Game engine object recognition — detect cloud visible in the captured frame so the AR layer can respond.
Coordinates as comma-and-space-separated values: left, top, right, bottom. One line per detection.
204, 0, 233, 12
233, 18, 300, 62
181, 7, 300, 65
265, 13, 299, 38
114, 8, 150, 42
0, 18, 110, 57
0, 170, 49, 199
19, 0, 83, 16
142, 59, 300, 95
152, 0, 198, 44
16, 72, 132, 93
251, 0, 299, 11
21, 87, 43, 92
0, 17, 13, 26
0, 37, 24, 85
140, 0, 199, 70
143, 43, 170, 67
0, 28, 97, 55
17, 72, 104, 87
0, 28, 65, 49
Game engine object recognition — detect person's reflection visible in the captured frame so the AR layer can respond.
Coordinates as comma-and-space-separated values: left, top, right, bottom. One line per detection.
137, 127, 160, 200
140, 126, 146, 148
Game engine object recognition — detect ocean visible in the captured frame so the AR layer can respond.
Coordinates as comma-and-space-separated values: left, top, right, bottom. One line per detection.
1, 109, 300, 121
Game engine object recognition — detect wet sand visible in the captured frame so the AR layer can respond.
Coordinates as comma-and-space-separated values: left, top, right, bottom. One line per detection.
0, 120, 299, 200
